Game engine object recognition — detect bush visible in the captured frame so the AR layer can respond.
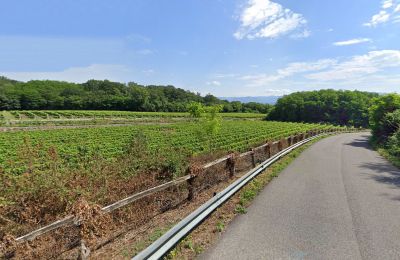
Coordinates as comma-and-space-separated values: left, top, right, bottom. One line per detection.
369, 94, 400, 142
387, 130, 400, 158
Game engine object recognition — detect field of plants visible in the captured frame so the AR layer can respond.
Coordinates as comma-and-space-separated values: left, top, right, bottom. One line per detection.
0, 110, 265, 126
0, 120, 336, 174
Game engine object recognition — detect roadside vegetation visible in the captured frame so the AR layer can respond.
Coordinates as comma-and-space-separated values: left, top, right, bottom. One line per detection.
369, 93, 400, 167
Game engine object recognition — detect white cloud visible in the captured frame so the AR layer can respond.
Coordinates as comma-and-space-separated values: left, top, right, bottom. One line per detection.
383, 0, 394, 9
333, 38, 372, 46
364, 0, 400, 26
393, 15, 400, 23
234, 0, 308, 40
240, 59, 336, 86
364, 11, 390, 26
206, 80, 221, 86
237, 50, 400, 92
291, 29, 311, 39
0, 64, 135, 83
306, 50, 400, 81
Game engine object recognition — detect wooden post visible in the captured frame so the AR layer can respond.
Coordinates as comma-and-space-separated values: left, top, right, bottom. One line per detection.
187, 175, 196, 201
278, 140, 283, 151
226, 154, 236, 178
287, 136, 292, 146
250, 149, 256, 168
265, 141, 272, 158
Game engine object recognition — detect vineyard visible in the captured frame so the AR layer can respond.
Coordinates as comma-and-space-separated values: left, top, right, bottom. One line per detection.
0, 110, 265, 127
0, 120, 337, 174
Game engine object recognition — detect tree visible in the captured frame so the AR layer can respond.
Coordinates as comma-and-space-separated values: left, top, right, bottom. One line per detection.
268, 89, 378, 127
369, 94, 400, 141
0, 76, 270, 113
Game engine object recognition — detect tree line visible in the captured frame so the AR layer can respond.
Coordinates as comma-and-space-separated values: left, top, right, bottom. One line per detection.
369, 93, 400, 165
267, 89, 379, 127
0, 76, 272, 113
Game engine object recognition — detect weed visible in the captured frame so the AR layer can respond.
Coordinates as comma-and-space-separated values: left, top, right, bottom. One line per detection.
235, 205, 247, 214
216, 221, 225, 232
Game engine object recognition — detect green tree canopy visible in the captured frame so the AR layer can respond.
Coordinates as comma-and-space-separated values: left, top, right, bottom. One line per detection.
268, 89, 378, 127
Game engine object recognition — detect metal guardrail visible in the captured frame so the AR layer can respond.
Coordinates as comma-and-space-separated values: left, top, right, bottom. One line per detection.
132, 133, 330, 260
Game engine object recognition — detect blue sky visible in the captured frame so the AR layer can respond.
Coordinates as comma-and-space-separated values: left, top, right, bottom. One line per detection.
0, 0, 399, 96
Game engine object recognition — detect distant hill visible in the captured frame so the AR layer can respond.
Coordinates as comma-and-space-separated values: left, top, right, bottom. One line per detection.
219, 96, 281, 104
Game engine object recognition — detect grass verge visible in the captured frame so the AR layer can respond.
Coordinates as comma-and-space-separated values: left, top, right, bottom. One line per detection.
376, 148, 400, 168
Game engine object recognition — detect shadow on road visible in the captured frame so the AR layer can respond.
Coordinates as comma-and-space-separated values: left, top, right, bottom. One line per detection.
359, 162, 400, 201
345, 134, 373, 151
346, 133, 400, 200
360, 162, 400, 185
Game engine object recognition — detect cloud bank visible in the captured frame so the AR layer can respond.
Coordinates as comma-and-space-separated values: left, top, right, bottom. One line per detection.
234, 0, 308, 40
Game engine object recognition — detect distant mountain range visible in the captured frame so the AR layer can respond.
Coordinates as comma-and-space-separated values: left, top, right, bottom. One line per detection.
219, 96, 281, 104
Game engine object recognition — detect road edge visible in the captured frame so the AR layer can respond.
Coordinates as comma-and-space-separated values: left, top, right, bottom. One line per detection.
165, 136, 327, 259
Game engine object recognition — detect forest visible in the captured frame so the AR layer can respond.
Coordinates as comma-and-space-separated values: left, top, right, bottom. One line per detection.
0, 76, 272, 114
267, 89, 379, 127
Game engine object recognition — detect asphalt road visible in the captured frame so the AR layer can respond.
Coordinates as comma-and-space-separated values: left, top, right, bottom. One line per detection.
200, 133, 400, 260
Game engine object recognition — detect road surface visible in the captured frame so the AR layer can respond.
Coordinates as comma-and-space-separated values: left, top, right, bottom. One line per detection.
200, 133, 400, 260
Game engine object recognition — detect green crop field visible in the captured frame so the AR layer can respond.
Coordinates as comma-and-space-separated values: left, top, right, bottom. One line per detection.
0, 120, 338, 174
0, 110, 266, 127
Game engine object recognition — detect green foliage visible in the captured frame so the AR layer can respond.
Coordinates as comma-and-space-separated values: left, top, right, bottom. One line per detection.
0, 110, 267, 127
368, 93, 400, 165
268, 89, 378, 127
369, 94, 400, 141
216, 221, 225, 232
187, 102, 205, 118
0, 76, 270, 113
235, 205, 247, 214
387, 130, 400, 158
0, 121, 338, 174
189, 104, 224, 152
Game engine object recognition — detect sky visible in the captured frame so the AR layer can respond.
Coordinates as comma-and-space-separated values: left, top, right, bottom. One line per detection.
0, 0, 399, 96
